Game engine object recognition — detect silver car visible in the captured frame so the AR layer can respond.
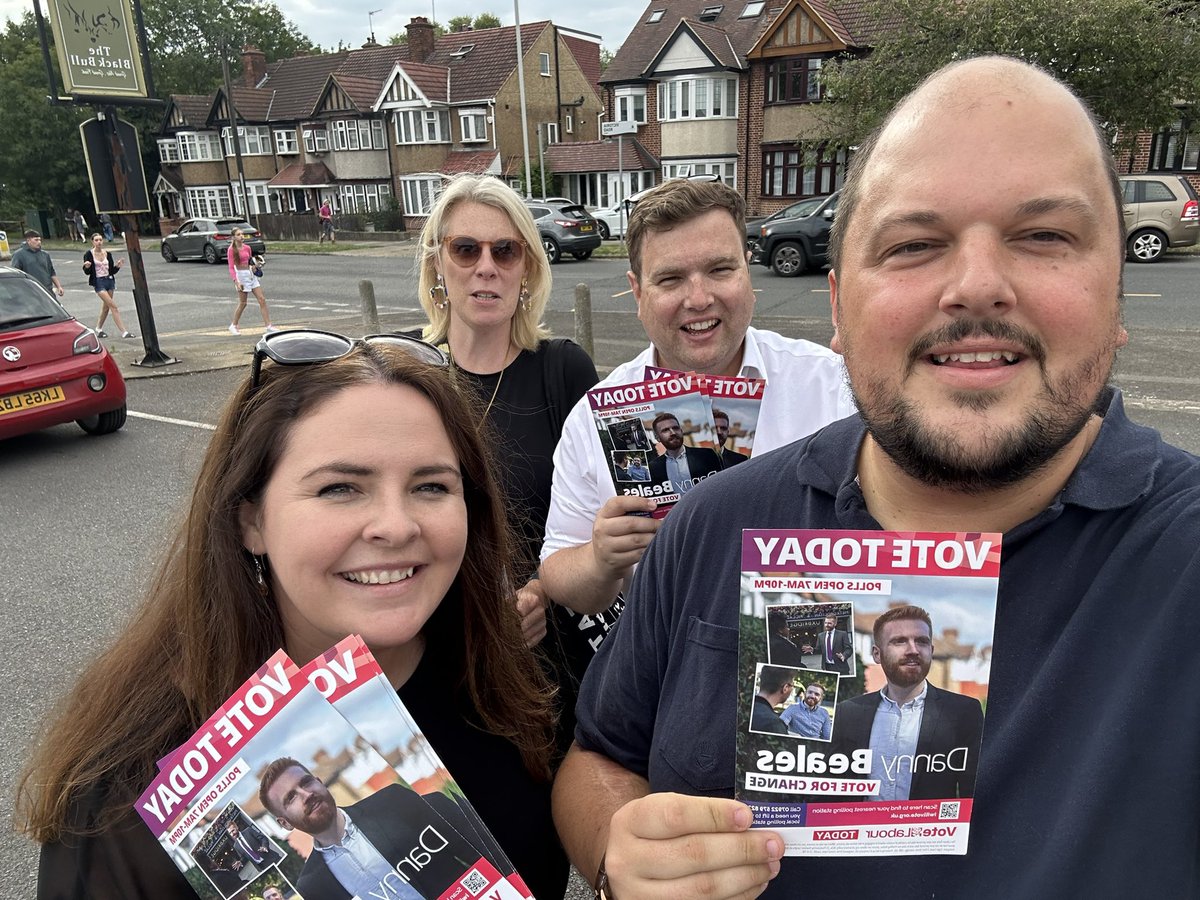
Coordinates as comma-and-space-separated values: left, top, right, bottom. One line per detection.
161, 218, 267, 264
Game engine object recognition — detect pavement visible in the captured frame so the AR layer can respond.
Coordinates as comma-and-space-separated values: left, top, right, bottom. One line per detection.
107, 240, 429, 381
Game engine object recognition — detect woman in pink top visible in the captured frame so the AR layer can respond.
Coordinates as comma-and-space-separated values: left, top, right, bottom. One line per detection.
227, 227, 274, 335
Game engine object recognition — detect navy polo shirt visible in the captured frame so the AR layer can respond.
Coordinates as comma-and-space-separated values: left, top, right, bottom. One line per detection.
575, 389, 1200, 897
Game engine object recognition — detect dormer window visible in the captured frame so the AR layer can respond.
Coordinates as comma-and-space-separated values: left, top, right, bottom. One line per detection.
740, 1, 765, 17
647, 9, 664, 23
699, 4, 723, 20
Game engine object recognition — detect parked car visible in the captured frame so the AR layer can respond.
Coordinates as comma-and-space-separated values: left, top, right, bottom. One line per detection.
524, 202, 602, 263
745, 196, 827, 246
588, 202, 630, 240
161, 218, 267, 264
1119, 174, 1199, 262
750, 191, 840, 277
0, 266, 127, 439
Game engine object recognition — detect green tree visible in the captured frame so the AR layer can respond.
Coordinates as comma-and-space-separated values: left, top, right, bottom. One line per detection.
599, 46, 615, 73
0, 14, 92, 222
142, 0, 318, 97
473, 14, 502, 29
807, 0, 1200, 150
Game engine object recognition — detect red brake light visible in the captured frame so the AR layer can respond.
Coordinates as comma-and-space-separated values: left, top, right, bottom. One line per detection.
553, 219, 576, 228
214, 232, 230, 240
1182, 200, 1198, 222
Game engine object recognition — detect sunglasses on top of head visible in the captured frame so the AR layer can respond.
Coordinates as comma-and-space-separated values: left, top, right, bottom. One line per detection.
441, 236, 527, 269
248, 329, 447, 393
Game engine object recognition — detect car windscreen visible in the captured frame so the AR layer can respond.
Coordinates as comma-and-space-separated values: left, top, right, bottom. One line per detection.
0, 277, 71, 331
558, 205, 593, 220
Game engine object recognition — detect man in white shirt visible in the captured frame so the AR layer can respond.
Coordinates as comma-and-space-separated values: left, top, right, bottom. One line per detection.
539, 178, 855, 654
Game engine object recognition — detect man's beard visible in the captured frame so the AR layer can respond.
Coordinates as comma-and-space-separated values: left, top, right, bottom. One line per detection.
882, 654, 930, 689
848, 318, 1116, 493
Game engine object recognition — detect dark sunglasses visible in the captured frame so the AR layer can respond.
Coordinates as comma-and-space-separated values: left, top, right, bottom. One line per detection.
249, 329, 447, 392
441, 235, 527, 269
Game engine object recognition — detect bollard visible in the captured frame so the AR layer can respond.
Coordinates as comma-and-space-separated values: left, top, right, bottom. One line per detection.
574, 283, 594, 358
359, 279, 380, 331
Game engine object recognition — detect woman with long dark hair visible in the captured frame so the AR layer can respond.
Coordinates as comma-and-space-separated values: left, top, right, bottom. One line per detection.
18, 333, 565, 899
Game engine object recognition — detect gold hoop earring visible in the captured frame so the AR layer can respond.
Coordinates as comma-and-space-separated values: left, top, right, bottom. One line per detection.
429, 273, 448, 310
519, 279, 531, 312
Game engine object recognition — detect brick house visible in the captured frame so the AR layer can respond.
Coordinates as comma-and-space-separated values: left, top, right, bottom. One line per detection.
156, 20, 602, 234
592, 0, 883, 216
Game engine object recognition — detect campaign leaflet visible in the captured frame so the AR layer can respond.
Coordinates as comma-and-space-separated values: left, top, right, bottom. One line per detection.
735, 529, 1001, 857
136, 649, 527, 900
587, 370, 719, 517
644, 366, 765, 466
300, 636, 529, 896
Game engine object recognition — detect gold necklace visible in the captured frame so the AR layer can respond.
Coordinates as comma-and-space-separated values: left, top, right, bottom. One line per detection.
448, 345, 512, 422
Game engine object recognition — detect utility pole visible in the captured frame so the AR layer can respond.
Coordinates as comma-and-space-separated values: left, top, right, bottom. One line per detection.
221, 41, 251, 221
513, 0, 532, 198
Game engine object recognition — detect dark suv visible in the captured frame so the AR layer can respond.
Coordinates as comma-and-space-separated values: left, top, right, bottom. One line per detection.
1119, 174, 1199, 262
524, 202, 602, 263
750, 191, 839, 277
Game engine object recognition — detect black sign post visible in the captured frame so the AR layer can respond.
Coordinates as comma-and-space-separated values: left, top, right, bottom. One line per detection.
36, 0, 176, 367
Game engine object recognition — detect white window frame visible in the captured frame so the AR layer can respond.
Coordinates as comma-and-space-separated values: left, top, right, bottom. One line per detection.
394, 109, 451, 144
459, 109, 488, 143
615, 87, 647, 124
401, 175, 443, 215
177, 131, 222, 162
662, 158, 736, 185
657, 76, 739, 121
303, 127, 329, 153
565, 113, 574, 134
544, 122, 560, 144
338, 182, 392, 213
274, 128, 298, 155
157, 138, 181, 164
539, 52, 551, 76
184, 185, 233, 218
221, 125, 271, 156
231, 181, 271, 216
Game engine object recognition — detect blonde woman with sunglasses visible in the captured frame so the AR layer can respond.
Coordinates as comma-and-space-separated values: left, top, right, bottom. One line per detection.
417, 174, 598, 754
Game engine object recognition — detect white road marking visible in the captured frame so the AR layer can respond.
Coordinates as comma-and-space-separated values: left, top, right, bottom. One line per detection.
128, 410, 216, 430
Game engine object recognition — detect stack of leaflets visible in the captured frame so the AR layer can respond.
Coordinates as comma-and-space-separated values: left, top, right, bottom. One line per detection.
588, 365, 765, 517
138, 635, 529, 900
735, 529, 1000, 857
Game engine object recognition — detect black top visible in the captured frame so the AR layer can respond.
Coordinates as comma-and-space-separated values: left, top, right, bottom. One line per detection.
453, 339, 597, 576
399, 645, 569, 900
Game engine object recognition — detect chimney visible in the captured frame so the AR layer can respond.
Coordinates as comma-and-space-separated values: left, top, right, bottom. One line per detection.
457, 23, 473, 32
242, 45, 267, 87
407, 16, 435, 63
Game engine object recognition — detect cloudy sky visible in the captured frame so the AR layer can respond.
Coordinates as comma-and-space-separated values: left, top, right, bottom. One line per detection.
2, 0, 647, 55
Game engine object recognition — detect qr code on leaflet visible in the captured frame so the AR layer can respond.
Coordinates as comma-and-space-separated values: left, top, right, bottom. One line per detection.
460, 867, 490, 896
938, 801, 961, 820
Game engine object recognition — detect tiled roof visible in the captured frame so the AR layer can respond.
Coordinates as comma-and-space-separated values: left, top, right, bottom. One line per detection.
267, 162, 336, 187
673, 19, 744, 69
398, 61, 451, 103
439, 150, 500, 174
328, 73, 381, 111
562, 33, 603, 100
823, 0, 899, 43
171, 94, 214, 128
426, 22, 551, 102
262, 52, 350, 120
227, 86, 274, 121
341, 43, 411, 84
603, 0, 776, 83
545, 137, 659, 173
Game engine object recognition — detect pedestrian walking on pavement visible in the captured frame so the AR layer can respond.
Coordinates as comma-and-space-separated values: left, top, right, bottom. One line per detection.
227, 227, 274, 334
83, 233, 134, 339
318, 200, 335, 245
11, 230, 65, 296
73, 210, 88, 243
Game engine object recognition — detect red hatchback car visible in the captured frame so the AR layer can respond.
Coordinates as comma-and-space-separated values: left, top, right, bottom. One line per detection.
0, 265, 127, 440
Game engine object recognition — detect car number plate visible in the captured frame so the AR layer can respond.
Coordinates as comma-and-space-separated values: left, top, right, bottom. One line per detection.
0, 385, 66, 416
580, 224, 593, 232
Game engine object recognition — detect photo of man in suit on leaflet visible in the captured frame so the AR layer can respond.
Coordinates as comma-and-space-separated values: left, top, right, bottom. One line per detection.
259, 757, 479, 900
831, 605, 983, 800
